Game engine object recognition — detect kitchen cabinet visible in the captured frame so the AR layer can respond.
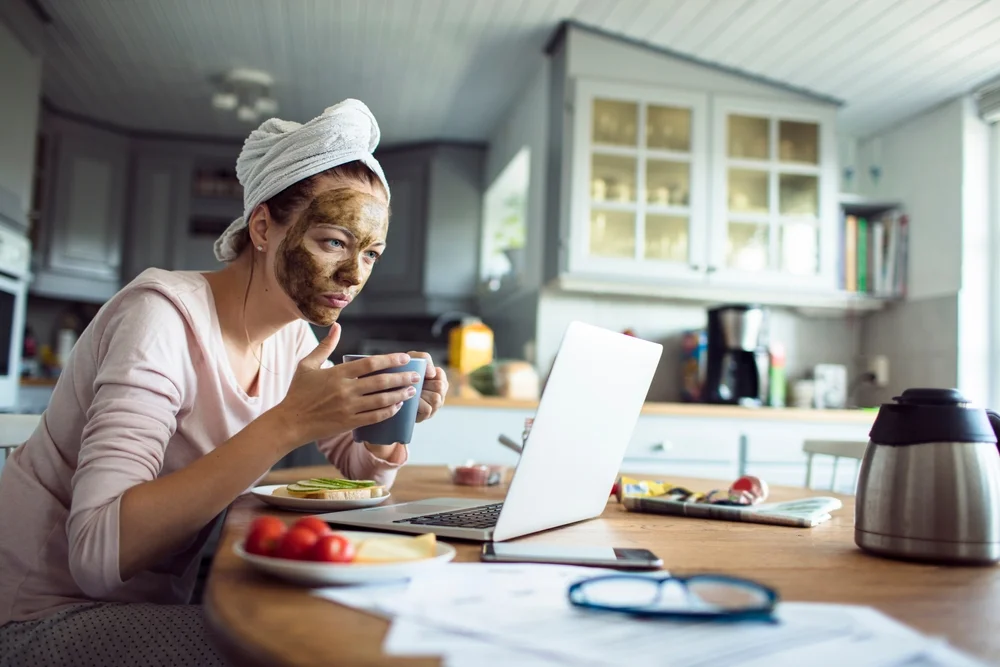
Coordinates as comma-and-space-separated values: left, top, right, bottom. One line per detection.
124, 141, 241, 280
564, 78, 839, 297
410, 401, 873, 493
31, 116, 129, 303
708, 96, 838, 290
740, 419, 871, 493
124, 152, 189, 280
622, 414, 740, 480
351, 144, 484, 317
361, 151, 428, 295
568, 79, 709, 282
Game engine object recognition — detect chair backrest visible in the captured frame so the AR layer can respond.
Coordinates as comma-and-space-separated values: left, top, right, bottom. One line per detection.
0, 413, 42, 448
802, 440, 869, 460
802, 439, 869, 492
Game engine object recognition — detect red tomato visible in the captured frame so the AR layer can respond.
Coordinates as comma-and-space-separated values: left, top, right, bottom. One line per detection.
309, 533, 356, 563
244, 517, 286, 556
293, 516, 333, 538
273, 527, 320, 560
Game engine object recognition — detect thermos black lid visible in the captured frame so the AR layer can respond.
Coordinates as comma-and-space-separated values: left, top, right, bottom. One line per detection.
869, 388, 998, 446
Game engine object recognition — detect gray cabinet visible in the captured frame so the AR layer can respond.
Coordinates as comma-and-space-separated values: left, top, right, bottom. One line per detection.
125, 140, 240, 280
31, 116, 129, 302
352, 144, 484, 316
123, 152, 190, 281
363, 152, 428, 295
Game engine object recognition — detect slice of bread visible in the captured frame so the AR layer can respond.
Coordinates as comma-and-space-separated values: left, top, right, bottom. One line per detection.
272, 485, 385, 500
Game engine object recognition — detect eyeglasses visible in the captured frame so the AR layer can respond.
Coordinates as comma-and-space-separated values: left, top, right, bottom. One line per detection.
567, 574, 779, 622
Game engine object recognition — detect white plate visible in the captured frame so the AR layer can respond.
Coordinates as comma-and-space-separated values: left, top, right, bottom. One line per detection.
250, 484, 391, 512
233, 530, 456, 586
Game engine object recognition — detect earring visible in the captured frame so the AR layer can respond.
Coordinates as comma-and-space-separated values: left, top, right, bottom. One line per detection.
256, 245, 264, 251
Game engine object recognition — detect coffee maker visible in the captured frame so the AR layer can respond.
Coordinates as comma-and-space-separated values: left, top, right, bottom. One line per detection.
704, 304, 770, 406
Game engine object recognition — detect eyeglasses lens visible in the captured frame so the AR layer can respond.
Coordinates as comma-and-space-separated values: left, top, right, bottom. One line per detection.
686, 579, 771, 611
576, 577, 660, 608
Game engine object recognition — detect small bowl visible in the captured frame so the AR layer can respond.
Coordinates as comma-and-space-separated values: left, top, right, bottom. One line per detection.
448, 461, 507, 486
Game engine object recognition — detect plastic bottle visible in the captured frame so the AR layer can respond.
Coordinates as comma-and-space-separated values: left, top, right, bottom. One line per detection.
448, 317, 494, 375
768, 342, 786, 408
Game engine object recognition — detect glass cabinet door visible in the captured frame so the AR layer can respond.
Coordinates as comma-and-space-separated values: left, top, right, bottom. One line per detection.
715, 101, 828, 286
576, 82, 707, 279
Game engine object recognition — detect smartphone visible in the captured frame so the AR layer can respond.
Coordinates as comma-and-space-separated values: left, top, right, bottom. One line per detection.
481, 543, 663, 570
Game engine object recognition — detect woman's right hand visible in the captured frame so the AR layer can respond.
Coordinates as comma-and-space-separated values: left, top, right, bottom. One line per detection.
273, 324, 422, 446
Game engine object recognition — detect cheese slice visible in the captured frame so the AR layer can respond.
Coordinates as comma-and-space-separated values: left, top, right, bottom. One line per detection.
354, 534, 437, 563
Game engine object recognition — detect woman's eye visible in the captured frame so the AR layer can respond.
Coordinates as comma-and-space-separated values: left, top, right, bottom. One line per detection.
365, 250, 381, 262
323, 238, 345, 249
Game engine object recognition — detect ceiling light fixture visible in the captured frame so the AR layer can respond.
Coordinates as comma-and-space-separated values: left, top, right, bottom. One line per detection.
211, 68, 278, 123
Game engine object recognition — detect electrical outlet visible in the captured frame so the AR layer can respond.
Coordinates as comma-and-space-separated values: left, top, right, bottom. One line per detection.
867, 355, 890, 387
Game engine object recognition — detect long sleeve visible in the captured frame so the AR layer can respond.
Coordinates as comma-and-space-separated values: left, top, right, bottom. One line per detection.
293, 322, 407, 487
315, 433, 407, 488
66, 290, 189, 598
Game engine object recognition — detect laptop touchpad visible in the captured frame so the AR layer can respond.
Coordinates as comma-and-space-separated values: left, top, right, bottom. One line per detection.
400, 504, 464, 514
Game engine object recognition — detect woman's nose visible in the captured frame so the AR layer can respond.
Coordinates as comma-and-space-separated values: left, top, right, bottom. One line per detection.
333, 258, 363, 286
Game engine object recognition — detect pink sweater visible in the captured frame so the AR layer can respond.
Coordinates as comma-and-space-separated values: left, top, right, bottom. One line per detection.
0, 269, 406, 625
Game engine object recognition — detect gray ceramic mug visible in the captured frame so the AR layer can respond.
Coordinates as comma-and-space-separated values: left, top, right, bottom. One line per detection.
342, 354, 427, 445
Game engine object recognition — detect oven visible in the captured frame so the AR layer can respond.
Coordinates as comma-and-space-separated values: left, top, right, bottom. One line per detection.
0, 224, 30, 411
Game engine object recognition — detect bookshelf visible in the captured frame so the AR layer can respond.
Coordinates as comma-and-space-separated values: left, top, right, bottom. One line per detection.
837, 193, 907, 301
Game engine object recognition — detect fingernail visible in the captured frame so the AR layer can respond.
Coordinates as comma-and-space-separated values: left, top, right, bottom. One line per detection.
398, 354, 411, 364
411, 373, 421, 383
406, 386, 417, 397
395, 401, 404, 409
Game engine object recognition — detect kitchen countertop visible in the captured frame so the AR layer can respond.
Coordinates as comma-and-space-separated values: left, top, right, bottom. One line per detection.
18, 380, 877, 423
20, 378, 59, 387
443, 395, 878, 423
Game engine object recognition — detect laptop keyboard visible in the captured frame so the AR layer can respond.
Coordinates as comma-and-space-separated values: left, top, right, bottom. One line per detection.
393, 502, 503, 530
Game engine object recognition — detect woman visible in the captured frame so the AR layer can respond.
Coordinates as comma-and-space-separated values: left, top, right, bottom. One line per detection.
0, 99, 448, 666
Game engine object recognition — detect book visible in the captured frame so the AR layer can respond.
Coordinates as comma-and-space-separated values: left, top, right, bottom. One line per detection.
857, 216, 868, 293
872, 219, 884, 295
622, 495, 844, 528
844, 214, 857, 292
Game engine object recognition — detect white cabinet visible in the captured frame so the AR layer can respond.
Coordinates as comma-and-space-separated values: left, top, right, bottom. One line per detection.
568, 79, 709, 282
407, 402, 874, 494
560, 78, 843, 306
31, 117, 129, 302
740, 419, 872, 493
621, 414, 740, 480
406, 404, 532, 466
709, 96, 838, 291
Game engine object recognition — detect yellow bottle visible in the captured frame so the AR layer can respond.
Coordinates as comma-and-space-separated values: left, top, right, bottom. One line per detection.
448, 318, 494, 375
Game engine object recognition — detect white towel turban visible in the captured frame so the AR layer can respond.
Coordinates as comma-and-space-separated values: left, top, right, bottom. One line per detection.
213, 98, 391, 263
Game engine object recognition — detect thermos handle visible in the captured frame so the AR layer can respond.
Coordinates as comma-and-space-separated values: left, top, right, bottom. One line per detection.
988, 410, 1000, 455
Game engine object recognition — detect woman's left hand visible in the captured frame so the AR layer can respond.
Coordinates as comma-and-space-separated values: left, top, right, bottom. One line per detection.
408, 351, 448, 422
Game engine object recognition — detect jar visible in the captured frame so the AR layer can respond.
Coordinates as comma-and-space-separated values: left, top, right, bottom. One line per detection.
522, 417, 534, 449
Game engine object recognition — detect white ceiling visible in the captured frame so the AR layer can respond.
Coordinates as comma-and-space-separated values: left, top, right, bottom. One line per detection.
34, 0, 1000, 146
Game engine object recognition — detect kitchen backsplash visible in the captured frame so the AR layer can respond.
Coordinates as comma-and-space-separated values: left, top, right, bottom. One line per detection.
535, 288, 863, 404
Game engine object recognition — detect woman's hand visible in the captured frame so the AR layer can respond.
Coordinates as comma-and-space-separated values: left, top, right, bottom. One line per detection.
275, 325, 423, 446
407, 351, 449, 422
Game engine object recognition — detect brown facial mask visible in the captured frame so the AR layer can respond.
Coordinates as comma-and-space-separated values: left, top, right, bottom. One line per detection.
274, 189, 388, 326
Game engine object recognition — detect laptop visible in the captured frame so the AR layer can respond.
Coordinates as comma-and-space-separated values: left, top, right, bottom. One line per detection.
317, 321, 663, 542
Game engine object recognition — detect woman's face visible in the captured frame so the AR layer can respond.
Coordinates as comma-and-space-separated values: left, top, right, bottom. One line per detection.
268, 182, 389, 326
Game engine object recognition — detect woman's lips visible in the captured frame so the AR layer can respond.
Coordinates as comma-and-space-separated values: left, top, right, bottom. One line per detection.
320, 293, 352, 308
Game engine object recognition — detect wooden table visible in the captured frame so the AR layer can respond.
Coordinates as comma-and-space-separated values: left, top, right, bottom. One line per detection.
205, 465, 1000, 666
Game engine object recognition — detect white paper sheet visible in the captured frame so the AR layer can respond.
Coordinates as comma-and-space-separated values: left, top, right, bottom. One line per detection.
384, 618, 573, 667
312, 563, 989, 667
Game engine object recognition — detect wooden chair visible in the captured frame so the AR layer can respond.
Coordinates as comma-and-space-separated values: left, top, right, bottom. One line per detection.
802, 439, 869, 492
0, 414, 42, 465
